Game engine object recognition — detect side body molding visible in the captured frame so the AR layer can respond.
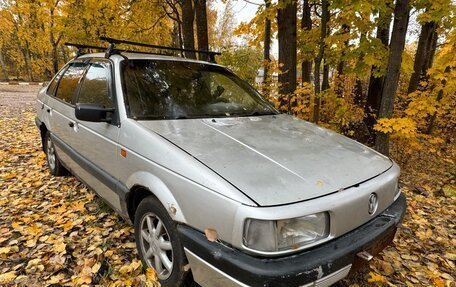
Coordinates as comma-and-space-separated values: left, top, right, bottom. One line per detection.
125, 171, 187, 223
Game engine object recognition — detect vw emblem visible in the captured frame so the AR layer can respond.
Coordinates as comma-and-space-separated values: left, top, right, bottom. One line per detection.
368, 193, 378, 215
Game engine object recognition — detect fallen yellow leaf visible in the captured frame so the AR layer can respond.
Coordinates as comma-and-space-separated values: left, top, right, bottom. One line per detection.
53, 241, 66, 253
2, 173, 17, 179
204, 228, 218, 242
25, 239, 37, 248
62, 221, 73, 232
119, 265, 131, 275
145, 267, 158, 282
92, 262, 101, 273
26, 258, 41, 269
71, 201, 86, 212
75, 274, 92, 285
48, 273, 65, 284
0, 247, 11, 254
123, 242, 136, 249
368, 272, 386, 283
0, 271, 16, 284
11, 222, 22, 230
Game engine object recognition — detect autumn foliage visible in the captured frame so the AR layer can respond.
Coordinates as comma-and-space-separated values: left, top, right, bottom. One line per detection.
236, 0, 455, 159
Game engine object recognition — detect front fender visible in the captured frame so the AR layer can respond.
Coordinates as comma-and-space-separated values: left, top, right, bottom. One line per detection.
125, 171, 187, 223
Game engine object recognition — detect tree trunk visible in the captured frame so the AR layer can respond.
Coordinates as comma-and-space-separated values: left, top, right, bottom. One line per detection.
194, 0, 209, 61
407, 21, 437, 94
277, 0, 297, 111
375, 0, 410, 156
51, 44, 59, 74
350, 32, 367, 106
322, 63, 329, 91
22, 42, 34, 82
176, 13, 184, 51
61, 45, 68, 63
263, 0, 272, 84
426, 66, 451, 134
0, 49, 8, 81
336, 24, 350, 75
181, 0, 196, 59
424, 29, 438, 71
364, 9, 392, 140
353, 79, 364, 106
334, 25, 349, 97
321, 10, 330, 92
301, 0, 312, 83
313, 0, 329, 123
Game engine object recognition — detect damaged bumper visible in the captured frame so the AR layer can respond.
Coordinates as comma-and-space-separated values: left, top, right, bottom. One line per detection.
178, 193, 406, 287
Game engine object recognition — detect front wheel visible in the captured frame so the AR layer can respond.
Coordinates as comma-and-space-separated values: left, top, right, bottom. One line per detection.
134, 196, 190, 286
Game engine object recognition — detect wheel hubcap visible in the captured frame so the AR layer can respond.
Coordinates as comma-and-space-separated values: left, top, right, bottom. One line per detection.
46, 137, 56, 170
139, 212, 173, 280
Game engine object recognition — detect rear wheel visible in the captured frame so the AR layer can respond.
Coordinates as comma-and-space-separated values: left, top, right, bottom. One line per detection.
44, 132, 68, 176
134, 196, 189, 286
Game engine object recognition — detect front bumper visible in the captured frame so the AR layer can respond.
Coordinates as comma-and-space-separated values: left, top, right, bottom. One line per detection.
178, 193, 406, 287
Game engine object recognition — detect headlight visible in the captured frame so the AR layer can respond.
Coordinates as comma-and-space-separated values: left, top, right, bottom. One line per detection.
243, 212, 329, 253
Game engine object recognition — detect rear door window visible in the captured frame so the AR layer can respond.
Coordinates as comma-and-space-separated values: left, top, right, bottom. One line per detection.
77, 61, 112, 108
54, 62, 87, 104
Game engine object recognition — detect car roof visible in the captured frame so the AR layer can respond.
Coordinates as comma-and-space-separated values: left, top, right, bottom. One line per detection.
77, 52, 219, 66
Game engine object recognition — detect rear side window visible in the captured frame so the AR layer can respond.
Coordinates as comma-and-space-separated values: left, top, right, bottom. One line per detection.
47, 68, 67, 96
54, 62, 87, 104
77, 62, 112, 108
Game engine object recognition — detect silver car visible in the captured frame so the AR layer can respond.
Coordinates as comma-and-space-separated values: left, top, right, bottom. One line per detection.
35, 45, 406, 287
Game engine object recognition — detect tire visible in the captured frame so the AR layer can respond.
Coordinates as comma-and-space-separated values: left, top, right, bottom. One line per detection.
134, 196, 190, 286
44, 131, 68, 176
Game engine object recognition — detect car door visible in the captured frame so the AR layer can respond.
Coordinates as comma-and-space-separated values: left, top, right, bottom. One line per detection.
47, 61, 88, 170
72, 59, 123, 213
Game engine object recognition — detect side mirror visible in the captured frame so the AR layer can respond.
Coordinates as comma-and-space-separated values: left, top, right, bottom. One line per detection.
75, 103, 114, 122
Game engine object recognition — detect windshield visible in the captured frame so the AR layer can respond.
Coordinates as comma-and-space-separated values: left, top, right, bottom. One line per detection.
121, 60, 277, 119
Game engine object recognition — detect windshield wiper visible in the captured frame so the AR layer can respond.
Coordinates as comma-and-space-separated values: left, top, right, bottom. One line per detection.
234, 111, 277, 117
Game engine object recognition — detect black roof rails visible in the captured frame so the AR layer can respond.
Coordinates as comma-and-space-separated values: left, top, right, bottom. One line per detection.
64, 42, 159, 59
99, 36, 221, 63
65, 38, 221, 63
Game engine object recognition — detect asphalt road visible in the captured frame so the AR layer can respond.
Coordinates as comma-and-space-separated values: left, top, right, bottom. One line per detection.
0, 85, 41, 118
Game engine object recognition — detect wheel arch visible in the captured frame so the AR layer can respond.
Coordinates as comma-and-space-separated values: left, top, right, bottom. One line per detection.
125, 171, 187, 224
38, 121, 48, 151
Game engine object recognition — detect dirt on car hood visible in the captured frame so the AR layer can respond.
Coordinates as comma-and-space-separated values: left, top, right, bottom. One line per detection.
139, 114, 392, 206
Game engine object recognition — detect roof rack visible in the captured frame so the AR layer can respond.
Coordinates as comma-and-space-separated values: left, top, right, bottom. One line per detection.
64, 37, 221, 63
100, 37, 220, 62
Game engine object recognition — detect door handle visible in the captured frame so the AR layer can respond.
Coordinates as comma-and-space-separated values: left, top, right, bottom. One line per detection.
68, 122, 74, 128
46, 108, 50, 113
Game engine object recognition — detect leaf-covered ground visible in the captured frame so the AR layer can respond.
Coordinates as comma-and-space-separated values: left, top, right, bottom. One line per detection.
0, 86, 455, 286
0, 86, 159, 286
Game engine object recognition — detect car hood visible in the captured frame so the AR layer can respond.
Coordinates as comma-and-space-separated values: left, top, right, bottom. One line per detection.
138, 115, 392, 206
